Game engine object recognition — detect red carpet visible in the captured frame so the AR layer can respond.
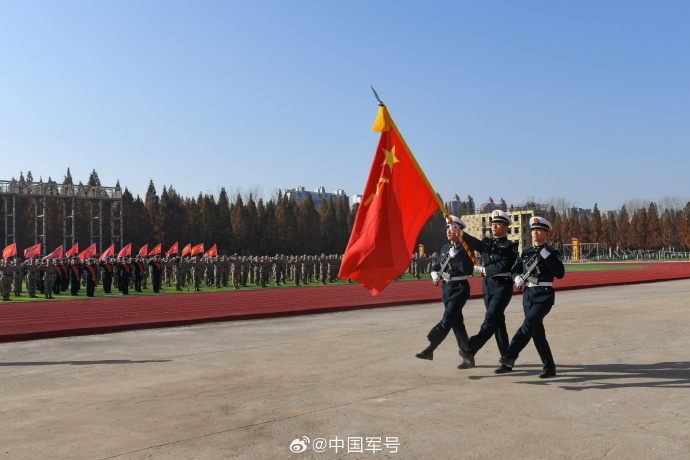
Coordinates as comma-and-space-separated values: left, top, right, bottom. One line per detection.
1, 262, 688, 343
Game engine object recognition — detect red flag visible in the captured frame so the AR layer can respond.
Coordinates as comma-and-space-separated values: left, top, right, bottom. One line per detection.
181, 244, 192, 257
79, 243, 96, 260
100, 244, 115, 260
118, 243, 132, 258
339, 105, 440, 295
191, 243, 204, 256
3, 243, 17, 259
43, 245, 63, 260
139, 244, 148, 257
204, 244, 217, 257
24, 243, 41, 258
166, 242, 179, 256
66, 243, 79, 257
148, 243, 161, 256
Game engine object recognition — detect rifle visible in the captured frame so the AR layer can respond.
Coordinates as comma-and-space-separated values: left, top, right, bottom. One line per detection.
433, 242, 464, 286
518, 237, 559, 290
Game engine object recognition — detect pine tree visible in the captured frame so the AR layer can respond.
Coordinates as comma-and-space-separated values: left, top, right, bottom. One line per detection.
617, 205, 630, 249
607, 213, 617, 248
580, 215, 591, 243
630, 211, 640, 249
646, 202, 661, 249
591, 204, 601, 242
636, 208, 648, 249
63, 168, 73, 185
660, 209, 674, 249
144, 180, 160, 241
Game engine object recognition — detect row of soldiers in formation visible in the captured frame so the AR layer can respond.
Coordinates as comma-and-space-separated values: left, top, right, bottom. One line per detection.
406, 252, 437, 279
0, 256, 165, 300
164, 253, 347, 289
0, 253, 349, 300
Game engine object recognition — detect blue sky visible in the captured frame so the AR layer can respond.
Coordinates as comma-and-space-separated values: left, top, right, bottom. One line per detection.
1, 1, 688, 211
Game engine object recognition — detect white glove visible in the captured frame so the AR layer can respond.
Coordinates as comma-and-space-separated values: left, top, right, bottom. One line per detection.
431, 271, 441, 284
540, 248, 551, 259
474, 264, 485, 275
514, 275, 525, 289
449, 247, 459, 258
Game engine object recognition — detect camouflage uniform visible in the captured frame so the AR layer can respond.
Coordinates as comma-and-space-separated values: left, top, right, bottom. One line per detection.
189, 257, 203, 291
11, 259, 24, 296
1, 261, 14, 301
22, 259, 40, 298
39, 261, 58, 299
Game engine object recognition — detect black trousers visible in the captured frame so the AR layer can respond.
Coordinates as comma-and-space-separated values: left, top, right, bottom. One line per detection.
468, 294, 511, 357
505, 301, 555, 371
427, 280, 471, 351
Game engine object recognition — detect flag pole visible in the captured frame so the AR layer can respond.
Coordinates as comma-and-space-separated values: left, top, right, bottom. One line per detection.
369, 88, 479, 268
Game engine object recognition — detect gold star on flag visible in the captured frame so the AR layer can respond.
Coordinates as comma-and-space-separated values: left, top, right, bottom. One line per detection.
381, 145, 400, 173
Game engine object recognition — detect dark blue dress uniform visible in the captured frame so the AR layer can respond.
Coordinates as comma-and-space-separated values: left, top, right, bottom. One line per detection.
504, 242, 565, 374
99, 260, 114, 293
462, 233, 518, 358
425, 243, 475, 353
69, 260, 82, 296
117, 261, 132, 295
148, 258, 163, 293
82, 261, 98, 297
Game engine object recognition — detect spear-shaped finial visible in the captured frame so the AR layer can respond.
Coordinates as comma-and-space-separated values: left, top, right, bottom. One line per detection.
370, 86, 384, 106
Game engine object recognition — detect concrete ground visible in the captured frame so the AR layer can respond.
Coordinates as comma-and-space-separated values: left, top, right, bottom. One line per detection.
1, 280, 689, 459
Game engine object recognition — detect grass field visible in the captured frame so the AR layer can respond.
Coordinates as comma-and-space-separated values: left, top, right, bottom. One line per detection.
2, 263, 654, 303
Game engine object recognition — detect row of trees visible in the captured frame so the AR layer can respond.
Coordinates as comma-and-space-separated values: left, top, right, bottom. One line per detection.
2, 169, 689, 256
1, 169, 447, 256
536, 202, 690, 251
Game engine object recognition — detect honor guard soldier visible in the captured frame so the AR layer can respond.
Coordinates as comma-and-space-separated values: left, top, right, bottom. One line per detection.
499, 216, 565, 378
133, 255, 145, 292
99, 257, 114, 293
149, 255, 163, 293
458, 210, 519, 371
117, 258, 132, 295
69, 257, 82, 295
416, 216, 474, 363
82, 258, 98, 297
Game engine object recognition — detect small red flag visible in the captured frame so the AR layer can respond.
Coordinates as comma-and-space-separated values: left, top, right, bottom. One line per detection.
3, 243, 17, 259
79, 243, 96, 260
43, 245, 63, 260
165, 242, 178, 256
191, 243, 204, 256
181, 243, 192, 257
139, 244, 148, 257
339, 105, 440, 295
148, 243, 161, 256
118, 243, 132, 258
66, 243, 79, 257
204, 244, 217, 257
100, 244, 115, 260
24, 243, 41, 259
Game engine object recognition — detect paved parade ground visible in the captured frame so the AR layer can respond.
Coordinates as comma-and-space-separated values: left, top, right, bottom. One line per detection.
1, 279, 689, 459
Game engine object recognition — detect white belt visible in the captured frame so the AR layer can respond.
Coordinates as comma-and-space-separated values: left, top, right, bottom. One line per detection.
527, 281, 552, 288
445, 276, 467, 282
492, 272, 511, 277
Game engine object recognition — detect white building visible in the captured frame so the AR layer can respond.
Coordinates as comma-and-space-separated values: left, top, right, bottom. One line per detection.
281, 186, 348, 209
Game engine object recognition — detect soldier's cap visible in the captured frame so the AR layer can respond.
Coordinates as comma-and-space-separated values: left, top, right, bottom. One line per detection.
530, 216, 552, 231
446, 215, 466, 231
490, 210, 512, 226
